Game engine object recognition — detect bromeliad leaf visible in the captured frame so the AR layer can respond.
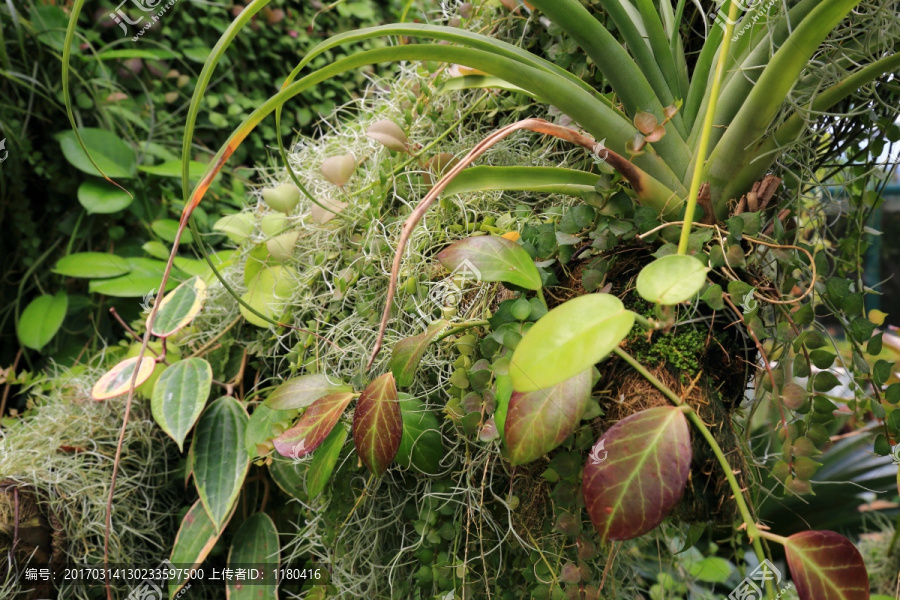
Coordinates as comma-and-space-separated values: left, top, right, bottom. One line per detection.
509, 294, 634, 392
150, 276, 208, 338
505, 369, 592, 465
17, 291, 67, 351
272, 391, 354, 460
265, 373, 352, 410
168, 499, 233, 597
151, 358, 213, 451
785, 530, 869, 600
390, 319, 450, 387
226, 513, 279, 600
91, 356, 156, 400
307, 423, 348, 499
192, 397, 250, 531
437, 235, 542, 291
353, 373, 403, 475
636, 254, 709, 305
583, 406, 691, 541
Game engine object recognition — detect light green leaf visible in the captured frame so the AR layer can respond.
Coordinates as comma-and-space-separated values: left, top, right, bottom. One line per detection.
437, 235, 542, 290
57, 128, 136, 178
441, 166, 600, 197
54, 252, 130, 279
510, 294, 634, 392
150, 276, 207, 338
636, 254, 709, 305
151, 358, 213, 452
17, 291, 67, 351
688, 557, 733, 584
307, 423, 348, 498
138, 160, 211, 181
245, 404, 299, 459
226, 513, 279, 600
192, 397, 250, 531
151, 219, 194, 244
77, 180, 133, 214
240, 265, 295, 327
390, 320, 450, 387
91, 356, 156, 401
264, 373, 352, 410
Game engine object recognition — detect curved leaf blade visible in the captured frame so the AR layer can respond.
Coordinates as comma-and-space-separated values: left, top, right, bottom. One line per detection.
438, 235, 541, 291
53, 252, 130, 279
150, 276, 208, 338
17, 291, 67, 351
583, 406, 691, 541
151, 358, 213, 452
307, 423, 349, 499
636, 254, 709, 305
390, 320, 450, 387
265, 373, 352, 410
192, 397, 250, 531
169, 498, 234, 597
57, 128, 136, 178
91, 356, 156, 400
510, 294, 635, 392
272, 392, 354, 459
785, 530, 869, 600
441, 166, 601, 197
505, 369, 592, 465
353, 373, 402, 476
226, 513, 279, 600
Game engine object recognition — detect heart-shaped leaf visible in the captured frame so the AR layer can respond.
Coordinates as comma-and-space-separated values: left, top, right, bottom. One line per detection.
397, 395, 443, 474
169, 499, 235, 596
367, 119, 409, 153
390, 320, 450, 387
240, 265, 295, 327
151, 358, 213, 451
262, 183, 301, 214
226, 513, 279, 600
311, 198, 348, 224
91, 356, 156, 400
150, 276, 207, 338
785, 530, 869, 600
583, 406, 691, 541
505, 369, 592, 465
437, 235, 542, 291
510, 294, 634, 392
353, 373, 403, 475
321, 152, 356, 187
192, 397, 250, 531
636, 254, 709, 305
272, 391, 354, 459
265, 373, 352, 410
214, 213, 255, 243
307, 423, 348, 499
17, 291, 67, 351
54, 252, 130, 279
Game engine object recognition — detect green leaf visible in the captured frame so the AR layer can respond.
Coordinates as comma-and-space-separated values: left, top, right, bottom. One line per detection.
91, 356, 156, 400
268, 455, 307, 500
505, 369, 592, 465
442, 166, 601, 197
151, 219, 194, 244
264, 373, 352, 410
169, 499, 232, 597
813, 372, 841, 392
353, 373, 403, 475
510, 294, 635, 392
151, 358, 213, 452
396, 395, 443, 474
88, 275, 177, 298
390, 320, 450, 387
57, 128, 136, 178
31, 5, 76, 52
76, 180, 133, 214
583, 407, 691, 541
688, 557, 733, 584
636, 254, 709, 305
227, 513, 279, 600
17, 292, 67, 351
437, 235, 542, 290
785, 530, 869, 600
307, 423, 348, 499
138, 160, 211, 182
272, 392, 354, 459
192, 397, 250, 531
54, 252, 130, 279
150, 276, 208, 338
240, 265, 295, 327
245, 405, 299, 459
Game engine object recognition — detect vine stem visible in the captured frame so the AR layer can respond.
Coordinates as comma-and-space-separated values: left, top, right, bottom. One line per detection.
434, 319, 490, 343
612, 347, 775, 599
676, 0, 742, 254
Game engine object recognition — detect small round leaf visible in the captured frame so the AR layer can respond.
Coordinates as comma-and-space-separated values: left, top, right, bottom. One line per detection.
636, 254, 709, 305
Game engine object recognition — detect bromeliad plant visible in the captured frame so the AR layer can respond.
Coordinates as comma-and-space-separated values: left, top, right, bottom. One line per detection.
56, 0, 900, 597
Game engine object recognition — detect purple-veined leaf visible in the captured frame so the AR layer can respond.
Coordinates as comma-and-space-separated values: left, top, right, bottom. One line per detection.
353, 373, 402, 475
437, 235, 542, 291
264, 373, 352, 410
390, 319, 450, 387
583, 406, 691, 541
272, 391, 354, 459
505, 369, 592, 465
785, 530, 869, 600
91, 356, 156, 400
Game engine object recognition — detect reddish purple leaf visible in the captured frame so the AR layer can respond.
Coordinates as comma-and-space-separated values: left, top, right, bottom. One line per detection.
582, 406, 691, 541
505, 369, 592, 465
353, 373, 403, 475
272, 392, 354, 459
785, 530, 869, 600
